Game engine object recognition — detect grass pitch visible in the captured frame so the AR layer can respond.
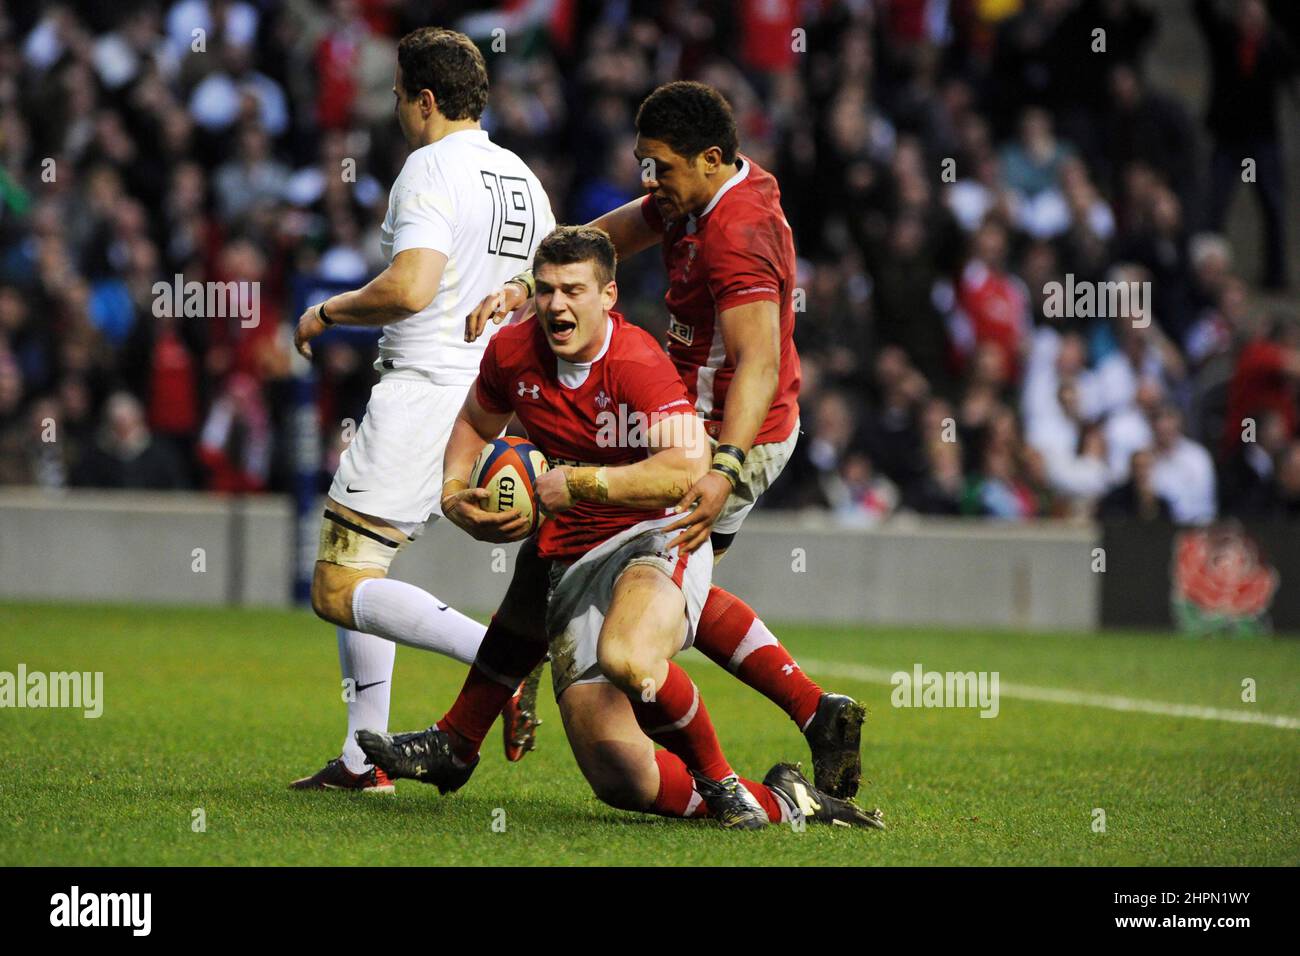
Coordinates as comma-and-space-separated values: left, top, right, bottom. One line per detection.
1, 601, 1297, 866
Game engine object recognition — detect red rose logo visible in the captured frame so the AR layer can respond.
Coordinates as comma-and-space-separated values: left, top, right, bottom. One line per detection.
1171, 525, 1279, 619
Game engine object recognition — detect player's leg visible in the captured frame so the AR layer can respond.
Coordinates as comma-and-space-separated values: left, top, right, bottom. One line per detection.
589, 561, 764, 829
690, 427, 867, 797
318, 379, 490, 663
557, 680, 789, 825
332, 623, 396, 790
694, 583, 823, 731
557, 681, 659, 811
353, 537, 552, 790
293, 378, 491, 788
691, 428, 822, 732
311, 499, 486, 662
434, 536, 551, 766
293, 500, 489, 787
597, 564, 731, 781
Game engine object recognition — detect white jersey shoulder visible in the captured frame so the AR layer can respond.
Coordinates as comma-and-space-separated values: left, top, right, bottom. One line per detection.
377, 129, 555, 383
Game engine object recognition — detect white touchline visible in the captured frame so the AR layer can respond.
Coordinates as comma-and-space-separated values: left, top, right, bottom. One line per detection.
797, 659, 1300, 731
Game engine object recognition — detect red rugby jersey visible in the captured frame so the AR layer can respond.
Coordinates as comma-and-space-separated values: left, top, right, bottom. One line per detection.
641, 155, 801, 445
475, 311, 696, 562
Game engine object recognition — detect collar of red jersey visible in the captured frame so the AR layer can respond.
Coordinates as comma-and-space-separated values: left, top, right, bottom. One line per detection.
556, 317, 614, 388
686, 157, 749, 234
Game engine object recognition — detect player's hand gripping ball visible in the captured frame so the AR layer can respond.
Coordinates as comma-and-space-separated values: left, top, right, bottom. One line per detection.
468, 436, 550, 534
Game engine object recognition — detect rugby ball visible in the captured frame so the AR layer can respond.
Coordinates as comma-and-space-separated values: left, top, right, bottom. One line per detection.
469, 436, 550, 533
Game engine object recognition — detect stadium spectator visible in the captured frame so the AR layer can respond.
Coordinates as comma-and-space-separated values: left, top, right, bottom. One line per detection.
212, 122, 290, 224
1195, 0, 1296, 289
1149, 403, 1218, 523
953, 219, 1030, 384
1101, 62, 1198, 216
871, 210, 950, 388
905, 431, 965, 516
835, 451, 900, 527
197, 370, 270, 492
1097, 448, 1174, 521
187, 41, 289, 138
71, 391, 187, 490
1221, 316, 1300, 456
1218, 407, 1289, 514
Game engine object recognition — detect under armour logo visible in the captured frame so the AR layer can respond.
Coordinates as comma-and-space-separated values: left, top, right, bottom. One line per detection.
782, 663, 797, 676
595, 389, 611, 409
517, 382, 540, 399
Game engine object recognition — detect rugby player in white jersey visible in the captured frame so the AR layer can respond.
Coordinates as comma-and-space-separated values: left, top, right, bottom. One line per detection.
289, 27, 554, 791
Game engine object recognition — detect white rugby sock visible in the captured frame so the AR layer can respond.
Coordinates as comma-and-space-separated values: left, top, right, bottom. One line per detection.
351, 577, 486, 665
337, 627, 396, 774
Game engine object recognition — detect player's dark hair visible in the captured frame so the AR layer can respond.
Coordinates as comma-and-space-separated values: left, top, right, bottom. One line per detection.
533, 225, 617, 286
397, 27, 488, 121
635, 81, 739, 164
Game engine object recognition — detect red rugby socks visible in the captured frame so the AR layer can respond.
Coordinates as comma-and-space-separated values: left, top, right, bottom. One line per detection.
438, 616, 547, 763
629, 661, 733, 782
650, 750, 785, 823
693, 586, 823, 730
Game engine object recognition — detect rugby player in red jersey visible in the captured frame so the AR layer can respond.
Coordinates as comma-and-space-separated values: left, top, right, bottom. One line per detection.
467, 82, 869, 801
358, 227, 881, 829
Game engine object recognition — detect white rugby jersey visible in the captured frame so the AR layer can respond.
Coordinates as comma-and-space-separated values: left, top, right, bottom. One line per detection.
377, 128, 555, 384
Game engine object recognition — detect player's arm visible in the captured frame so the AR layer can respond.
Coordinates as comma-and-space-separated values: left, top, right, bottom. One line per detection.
589, 197, 663, 260
664, 299, 781, 552
294, 248, 447, 358
465, 198, 662, 342
537, 412, 710, 513
712, 299, 781, 455
440, 385, 533, 543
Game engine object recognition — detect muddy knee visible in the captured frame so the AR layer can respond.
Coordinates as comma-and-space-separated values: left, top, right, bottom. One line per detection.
312, 504, 405, 626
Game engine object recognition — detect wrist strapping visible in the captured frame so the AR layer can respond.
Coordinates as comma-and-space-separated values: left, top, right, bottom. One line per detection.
508, 270, 535, 298
440, 477, 468, 509
565, 466, 609, 503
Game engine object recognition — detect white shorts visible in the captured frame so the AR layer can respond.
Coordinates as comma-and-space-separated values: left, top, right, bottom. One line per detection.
544, 513, 713, 697
329, 371, 470, 528
713, 420, 800, 537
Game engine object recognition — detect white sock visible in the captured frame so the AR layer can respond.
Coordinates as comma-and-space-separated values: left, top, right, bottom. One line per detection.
351, 577, 486, 665
337, 627, 396, 773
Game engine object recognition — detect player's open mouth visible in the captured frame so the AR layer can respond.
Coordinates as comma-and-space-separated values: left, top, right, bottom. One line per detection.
547, 317, 577, 343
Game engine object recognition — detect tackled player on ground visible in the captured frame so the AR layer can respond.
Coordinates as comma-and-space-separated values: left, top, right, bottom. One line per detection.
359, 226, 882, 830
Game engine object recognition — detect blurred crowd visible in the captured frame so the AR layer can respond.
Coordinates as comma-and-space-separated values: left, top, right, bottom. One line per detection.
1, 0, 1299, 527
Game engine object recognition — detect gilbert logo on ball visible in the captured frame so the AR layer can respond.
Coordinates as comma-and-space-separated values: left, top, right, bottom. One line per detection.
470, 436, 550, 533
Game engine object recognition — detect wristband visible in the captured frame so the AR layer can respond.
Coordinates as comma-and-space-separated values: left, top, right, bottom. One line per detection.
714, 443, 747, 466
711, 460, 741, 489
317, 302, 335, 325
507, 270, 535, 298
565, 465, 609, 503
712, 450, 744, 477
